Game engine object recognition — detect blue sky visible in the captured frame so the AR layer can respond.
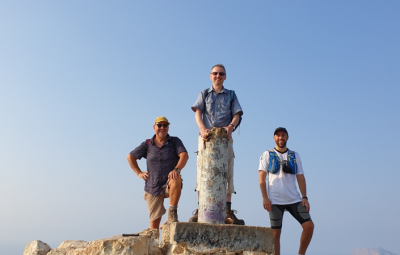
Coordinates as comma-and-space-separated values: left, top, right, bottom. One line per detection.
1, 1, 399, 255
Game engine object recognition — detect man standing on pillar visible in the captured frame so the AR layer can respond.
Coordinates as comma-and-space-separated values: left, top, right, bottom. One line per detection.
190, 64, 244, 225
126, 116, 189, 239
258, 127, 314, 255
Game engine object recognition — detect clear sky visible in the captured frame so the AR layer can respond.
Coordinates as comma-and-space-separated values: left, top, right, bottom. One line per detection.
1, 1, 399, 255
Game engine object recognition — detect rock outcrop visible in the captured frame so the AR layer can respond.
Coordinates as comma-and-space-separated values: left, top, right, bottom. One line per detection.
23, 235, 161, 255
23, 223, 274, 255
23, 241, 51, 255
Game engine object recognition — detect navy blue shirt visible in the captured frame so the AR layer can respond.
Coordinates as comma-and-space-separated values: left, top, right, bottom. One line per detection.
130, 135, 187, 196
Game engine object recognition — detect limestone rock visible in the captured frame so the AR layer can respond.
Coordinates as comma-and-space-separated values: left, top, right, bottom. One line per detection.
23, 224, 274, 255
22, 240, 51, 255
47, 240, 89, 255
24, 235, 162, 255
161, 222, 274, 255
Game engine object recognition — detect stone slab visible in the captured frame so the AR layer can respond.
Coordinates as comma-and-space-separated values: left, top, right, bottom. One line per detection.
161, 222, 274, 255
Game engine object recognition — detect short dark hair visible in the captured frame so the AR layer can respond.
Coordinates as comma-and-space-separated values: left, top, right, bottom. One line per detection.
211, 64, 226, 73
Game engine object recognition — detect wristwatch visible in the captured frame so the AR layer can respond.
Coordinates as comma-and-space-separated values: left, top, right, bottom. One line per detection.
174, 168, 181, 174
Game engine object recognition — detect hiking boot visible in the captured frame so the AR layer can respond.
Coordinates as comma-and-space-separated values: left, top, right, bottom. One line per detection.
225, 210, 245, 225
168, 208, 179, 223
188, 209, 198, 223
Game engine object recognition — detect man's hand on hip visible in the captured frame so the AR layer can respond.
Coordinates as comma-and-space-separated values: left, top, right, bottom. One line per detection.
138, 172, 148, 181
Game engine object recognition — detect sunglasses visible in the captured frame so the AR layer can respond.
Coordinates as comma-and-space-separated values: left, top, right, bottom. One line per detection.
156, 123, 169, 128
211, 72, 226, 76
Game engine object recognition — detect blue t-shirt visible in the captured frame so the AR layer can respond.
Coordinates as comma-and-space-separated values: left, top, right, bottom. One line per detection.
191, 87, 243, 130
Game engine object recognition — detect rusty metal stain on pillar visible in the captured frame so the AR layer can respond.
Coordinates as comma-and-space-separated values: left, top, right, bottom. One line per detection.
198, 127, 229, 224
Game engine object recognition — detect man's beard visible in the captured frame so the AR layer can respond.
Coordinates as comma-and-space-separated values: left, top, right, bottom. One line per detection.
276, 141, 287, 149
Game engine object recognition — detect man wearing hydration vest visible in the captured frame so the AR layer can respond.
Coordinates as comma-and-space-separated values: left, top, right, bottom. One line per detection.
258, 127, 314, 255
189, 64, 244, 225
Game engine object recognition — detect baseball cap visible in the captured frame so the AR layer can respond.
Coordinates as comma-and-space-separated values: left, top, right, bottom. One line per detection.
274, 127, 288, 135
154, 116, 170, 125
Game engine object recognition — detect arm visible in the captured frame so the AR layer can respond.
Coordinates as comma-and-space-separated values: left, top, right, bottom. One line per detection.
195, 109, 209, 138
126, 154, 148, 181
259, 170, 271, 211
223, 113, 240, 140
296, 174, 310, 212
168, 152, 189, 180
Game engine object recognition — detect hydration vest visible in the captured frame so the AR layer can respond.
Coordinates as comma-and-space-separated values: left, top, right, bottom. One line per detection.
268, 149, 298, 174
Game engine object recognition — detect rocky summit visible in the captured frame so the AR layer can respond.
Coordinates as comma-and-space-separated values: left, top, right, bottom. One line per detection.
23, 223, 274, 255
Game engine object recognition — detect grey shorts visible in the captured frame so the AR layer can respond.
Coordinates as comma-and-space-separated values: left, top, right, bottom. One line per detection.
195, 133, 235, 194
269, 202, 312, 229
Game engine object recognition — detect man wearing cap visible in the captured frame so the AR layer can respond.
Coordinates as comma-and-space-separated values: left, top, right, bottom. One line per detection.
126, 117, 189, 239
258, 127, 314, 255
190, 64, 244, 225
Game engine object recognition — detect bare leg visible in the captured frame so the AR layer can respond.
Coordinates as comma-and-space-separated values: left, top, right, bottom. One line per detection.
159, 219, 168, 229
226, 193, 232, 202
298, 221, 314, 254
150, 217, 162, 229
272, 229, 281, 255
169, 176, 182, 206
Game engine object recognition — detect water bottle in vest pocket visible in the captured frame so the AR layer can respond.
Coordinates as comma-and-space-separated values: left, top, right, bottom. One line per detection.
268, 150, 280, 174
287, 150, 297, 174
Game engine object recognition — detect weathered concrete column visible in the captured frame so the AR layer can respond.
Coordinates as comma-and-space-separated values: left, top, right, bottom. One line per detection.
198, 127, 229, 224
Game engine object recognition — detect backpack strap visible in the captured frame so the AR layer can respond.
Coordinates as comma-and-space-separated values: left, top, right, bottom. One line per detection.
230, 90, 242, 132
202, 88, 211, 105
144, 139, 151, 157
230, 90, 235, 110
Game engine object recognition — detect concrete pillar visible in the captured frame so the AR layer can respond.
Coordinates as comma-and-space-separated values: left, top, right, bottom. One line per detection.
198, 127, 229, 224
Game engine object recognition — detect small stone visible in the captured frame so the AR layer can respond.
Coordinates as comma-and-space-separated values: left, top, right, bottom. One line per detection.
22, 240, 51, 255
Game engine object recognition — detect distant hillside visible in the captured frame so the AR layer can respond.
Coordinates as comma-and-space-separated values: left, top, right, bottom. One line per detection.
353, 247, 397, 255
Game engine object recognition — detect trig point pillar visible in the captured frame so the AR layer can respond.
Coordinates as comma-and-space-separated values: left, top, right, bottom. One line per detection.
198, 127, 229, 224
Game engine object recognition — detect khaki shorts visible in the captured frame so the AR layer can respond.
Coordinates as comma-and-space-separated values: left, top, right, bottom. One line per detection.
144, 178, 183, 223
195, 134, 235, 194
